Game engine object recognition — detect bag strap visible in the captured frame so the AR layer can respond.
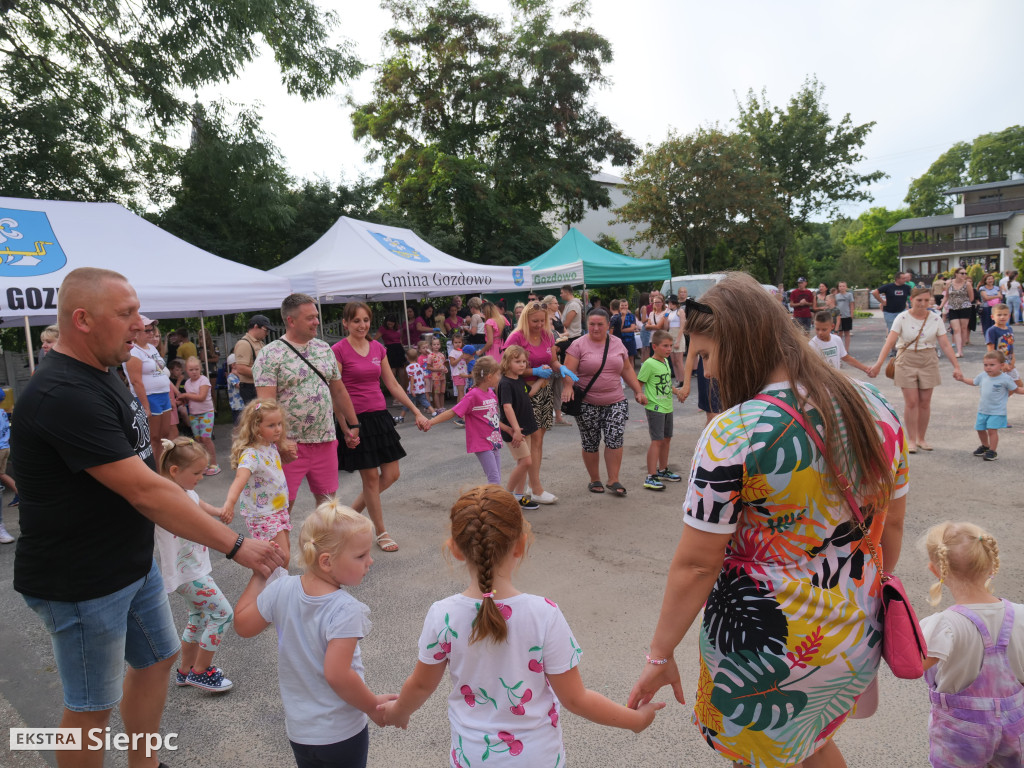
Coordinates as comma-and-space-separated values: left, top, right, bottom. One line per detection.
279, 338, 330, 388
577, 335, 610, 400
897, 314, 927, 354
754, 393, 888, 578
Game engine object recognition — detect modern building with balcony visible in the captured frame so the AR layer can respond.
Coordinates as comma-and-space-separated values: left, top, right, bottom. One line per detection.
887, 178, 1024, 279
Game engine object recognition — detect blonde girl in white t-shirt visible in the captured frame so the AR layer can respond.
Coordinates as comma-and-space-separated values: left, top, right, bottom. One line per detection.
156, 437, 235, 692
920, 521, 1024, 768
379, 486, 664, 766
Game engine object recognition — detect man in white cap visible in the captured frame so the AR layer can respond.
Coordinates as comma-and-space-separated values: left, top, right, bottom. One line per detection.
233, 313, 272, 404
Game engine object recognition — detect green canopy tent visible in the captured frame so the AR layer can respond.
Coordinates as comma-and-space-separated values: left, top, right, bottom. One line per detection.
524, 228, 671, 289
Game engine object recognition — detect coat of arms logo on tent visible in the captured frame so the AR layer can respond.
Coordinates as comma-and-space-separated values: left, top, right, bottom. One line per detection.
0, 209, 68, 277
369, 231, 430, 263
512, 268, 524, 286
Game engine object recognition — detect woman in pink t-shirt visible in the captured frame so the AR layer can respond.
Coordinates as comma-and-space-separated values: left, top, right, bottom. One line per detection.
563, 309, 647, 497
333, 302, 430, 553
481, 301, 508, 362
503, 301, 563, 504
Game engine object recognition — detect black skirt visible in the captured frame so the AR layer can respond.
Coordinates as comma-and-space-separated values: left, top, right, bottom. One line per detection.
336, 409, 407, 472
385, 342, 406, 370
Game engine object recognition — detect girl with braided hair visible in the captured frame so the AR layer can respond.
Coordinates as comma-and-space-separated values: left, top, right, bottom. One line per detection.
920, 521, 1024, 767
379, 485, 663, 765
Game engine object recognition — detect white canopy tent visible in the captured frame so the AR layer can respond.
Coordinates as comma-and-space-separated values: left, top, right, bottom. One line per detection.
269, 216, 531, 302
0, 197, 293, 324
1, 197, 293, 373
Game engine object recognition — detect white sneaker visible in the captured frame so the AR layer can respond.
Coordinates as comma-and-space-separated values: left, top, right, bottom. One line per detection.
0, 524, 14, 544
533, 490, 557, 505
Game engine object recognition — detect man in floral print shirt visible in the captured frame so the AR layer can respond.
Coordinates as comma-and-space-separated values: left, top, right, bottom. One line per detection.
254, 293, 360, 512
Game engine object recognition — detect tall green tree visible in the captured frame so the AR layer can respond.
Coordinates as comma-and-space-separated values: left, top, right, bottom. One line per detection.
736, 76, 885, 282
351, 0, 638, 265
0, 0, 361, 204
904, 142, 971, 217
905, 126, 1024, 216
613, 127, 779, 275
157, 103, 295, 269
842, 207, 908, 273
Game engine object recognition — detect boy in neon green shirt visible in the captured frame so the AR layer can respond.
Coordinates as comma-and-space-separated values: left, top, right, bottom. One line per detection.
637, 330, 683, 490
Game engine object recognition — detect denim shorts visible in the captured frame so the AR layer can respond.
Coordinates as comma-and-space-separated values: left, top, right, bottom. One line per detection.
23, 560, 180, 712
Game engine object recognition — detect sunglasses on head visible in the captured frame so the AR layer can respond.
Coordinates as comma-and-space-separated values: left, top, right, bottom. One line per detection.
683, 297, 713, 315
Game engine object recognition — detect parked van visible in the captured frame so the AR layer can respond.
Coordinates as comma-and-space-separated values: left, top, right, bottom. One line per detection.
660, 273, 776, 299
659, 273, 727, 299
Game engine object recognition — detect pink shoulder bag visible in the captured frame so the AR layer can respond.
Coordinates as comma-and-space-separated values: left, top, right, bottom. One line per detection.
754, 393, 928, 679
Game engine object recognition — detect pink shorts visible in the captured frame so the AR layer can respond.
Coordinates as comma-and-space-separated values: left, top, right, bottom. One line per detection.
282, 440, 339, 502
244, 509, 292, 541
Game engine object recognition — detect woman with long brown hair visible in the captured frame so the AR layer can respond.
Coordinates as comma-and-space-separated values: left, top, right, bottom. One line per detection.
332, 302, 429, 552
629, 272, 909, 768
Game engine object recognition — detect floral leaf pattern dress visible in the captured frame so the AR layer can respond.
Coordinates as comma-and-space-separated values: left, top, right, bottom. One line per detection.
684, 381, 908, 767
418, 593, 580, 767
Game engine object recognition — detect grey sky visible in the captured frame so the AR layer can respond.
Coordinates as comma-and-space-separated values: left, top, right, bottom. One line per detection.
198, 0, 1024, 219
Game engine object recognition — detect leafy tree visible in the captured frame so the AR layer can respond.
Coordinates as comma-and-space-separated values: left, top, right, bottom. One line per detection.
969, 126, 1024, 183
351, 0, 638, 265
156, 103, 295, 269
0, 0, 361, 204
842, 207, 908, 274
614, 127, 779, 275
904, 142, 971, 217
904, 126, 1024, 217
736, 76, 885, 282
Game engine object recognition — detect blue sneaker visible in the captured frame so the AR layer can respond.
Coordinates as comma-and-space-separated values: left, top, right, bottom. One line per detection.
644, 474, 665, 491
174, 669, 190, 687
656, 469, 682, 483
8, 494, 20, 507
186, 665, 233, 692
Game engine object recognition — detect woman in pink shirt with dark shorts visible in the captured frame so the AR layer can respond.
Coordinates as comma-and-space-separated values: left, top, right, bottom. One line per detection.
333, 302, 429, 552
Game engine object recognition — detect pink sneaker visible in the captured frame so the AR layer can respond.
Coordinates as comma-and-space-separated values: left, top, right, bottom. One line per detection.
203, 465, 221, 476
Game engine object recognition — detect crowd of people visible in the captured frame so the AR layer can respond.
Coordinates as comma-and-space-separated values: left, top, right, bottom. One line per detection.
3, 266, 1023, 768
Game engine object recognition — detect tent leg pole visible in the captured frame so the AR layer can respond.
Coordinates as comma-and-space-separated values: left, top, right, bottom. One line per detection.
402, 293, 410, 347
316, 297, 325, 338
198, 311, 210, 381
24, 316, 35, 375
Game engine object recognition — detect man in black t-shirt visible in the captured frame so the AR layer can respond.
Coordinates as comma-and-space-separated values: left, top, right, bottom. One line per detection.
872, 272, 911, 332
13, 267, 284, 767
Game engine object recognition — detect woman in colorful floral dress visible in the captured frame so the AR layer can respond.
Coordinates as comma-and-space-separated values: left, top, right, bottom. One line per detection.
628, 272, 909, 768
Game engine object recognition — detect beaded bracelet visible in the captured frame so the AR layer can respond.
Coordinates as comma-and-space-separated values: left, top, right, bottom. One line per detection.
645, 653, 669, 665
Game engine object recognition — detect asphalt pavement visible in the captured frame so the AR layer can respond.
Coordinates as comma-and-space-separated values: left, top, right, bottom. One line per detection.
1, 313, 1021, 767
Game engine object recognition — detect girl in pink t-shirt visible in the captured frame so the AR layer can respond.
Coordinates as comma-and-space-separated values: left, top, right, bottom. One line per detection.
179, 356, 219, 475
425, 358, 503, 484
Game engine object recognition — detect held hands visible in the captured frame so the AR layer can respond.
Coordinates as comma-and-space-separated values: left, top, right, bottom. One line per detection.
232, 538, 286, 578
414, 413, 430, 431
218, 503, 234, 524
634, 391, 648, 406
532, 366, 553, 379
631, 701, 668, 733
278, 437, 298, 464
559, 364, 579, 382
419, 417, 433, 432
377, 698, 409, 729
675, 384, 690, 403
511, 428, 524, 447
866, 363, 881, 379
369, 694, 400, 728
344, 430, 360, 449
628, 655, 686, 712
952, 369, 965, 382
